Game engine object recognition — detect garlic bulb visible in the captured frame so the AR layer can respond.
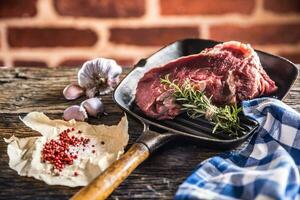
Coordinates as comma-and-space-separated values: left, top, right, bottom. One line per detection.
78, 58, 122, 97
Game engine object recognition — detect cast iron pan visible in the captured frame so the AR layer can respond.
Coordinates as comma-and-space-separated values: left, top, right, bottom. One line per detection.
72, 39, 298, 200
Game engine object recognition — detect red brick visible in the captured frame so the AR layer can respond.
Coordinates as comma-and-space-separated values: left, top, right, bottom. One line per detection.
264, 0, 300, 14
110, 27, 199, 46
58, 58, 135, 68
0, 0, 37, 18
58, 59, 87, 67
114, 58, 135, 67
54, 0, 145, 18
8, 27, 98, 48
279, 52, 300, 64
210, 24, 300, 45
160, 0, 255, 15
13, 60, 47, 67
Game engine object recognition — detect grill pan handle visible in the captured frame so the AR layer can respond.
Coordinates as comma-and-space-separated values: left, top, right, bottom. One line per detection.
71, 130, 174, 200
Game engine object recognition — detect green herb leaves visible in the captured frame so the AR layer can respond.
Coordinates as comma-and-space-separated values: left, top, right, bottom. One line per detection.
160, 74, 243, 136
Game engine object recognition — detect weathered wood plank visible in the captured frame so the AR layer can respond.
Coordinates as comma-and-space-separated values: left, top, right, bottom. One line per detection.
0, 113, 220, 200
0, 66, 298, 200
0, 67, 298, 113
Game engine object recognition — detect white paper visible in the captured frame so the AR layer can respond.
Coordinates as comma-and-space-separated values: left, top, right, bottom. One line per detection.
4, 112, 129, 187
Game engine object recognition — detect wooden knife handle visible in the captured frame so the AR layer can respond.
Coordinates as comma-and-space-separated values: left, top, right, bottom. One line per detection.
70, 143, 150, 200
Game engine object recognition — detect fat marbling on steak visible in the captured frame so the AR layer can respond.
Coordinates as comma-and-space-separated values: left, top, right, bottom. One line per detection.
135, 41, 277, 120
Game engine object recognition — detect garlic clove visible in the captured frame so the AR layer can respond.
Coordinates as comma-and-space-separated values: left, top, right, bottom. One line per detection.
63, 83, 85, 100
63, 105, 87, 121
80, 97, 104, 117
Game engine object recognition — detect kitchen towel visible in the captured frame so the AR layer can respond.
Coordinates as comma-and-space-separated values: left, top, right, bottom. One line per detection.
175, 97, 300, 200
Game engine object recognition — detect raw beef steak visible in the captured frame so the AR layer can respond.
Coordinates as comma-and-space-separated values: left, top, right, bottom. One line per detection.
136, 41, 277, 119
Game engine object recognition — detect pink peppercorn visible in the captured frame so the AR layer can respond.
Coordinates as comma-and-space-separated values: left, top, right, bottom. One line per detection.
41, 128, 90, 171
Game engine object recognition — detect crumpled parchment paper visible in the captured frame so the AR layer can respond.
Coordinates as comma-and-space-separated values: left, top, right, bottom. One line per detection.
4, 112, 129, 187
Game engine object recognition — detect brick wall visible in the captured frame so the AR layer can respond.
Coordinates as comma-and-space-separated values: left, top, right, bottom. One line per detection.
0, 0, 299, 68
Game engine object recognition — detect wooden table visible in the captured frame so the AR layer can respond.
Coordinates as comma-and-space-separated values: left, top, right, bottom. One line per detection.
0, 67, 299, 200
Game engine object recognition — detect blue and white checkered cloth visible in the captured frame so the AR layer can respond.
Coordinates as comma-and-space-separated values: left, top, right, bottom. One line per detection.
175, 98, 300, 200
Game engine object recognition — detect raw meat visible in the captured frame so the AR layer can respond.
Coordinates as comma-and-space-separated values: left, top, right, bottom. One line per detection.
136, 41, 277, 119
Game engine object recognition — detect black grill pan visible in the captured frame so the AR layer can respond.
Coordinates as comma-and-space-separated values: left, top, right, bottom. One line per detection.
72, 39, 298, 200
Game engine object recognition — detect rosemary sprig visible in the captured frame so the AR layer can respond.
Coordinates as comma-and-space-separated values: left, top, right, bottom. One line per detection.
160, 75, 243, 136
